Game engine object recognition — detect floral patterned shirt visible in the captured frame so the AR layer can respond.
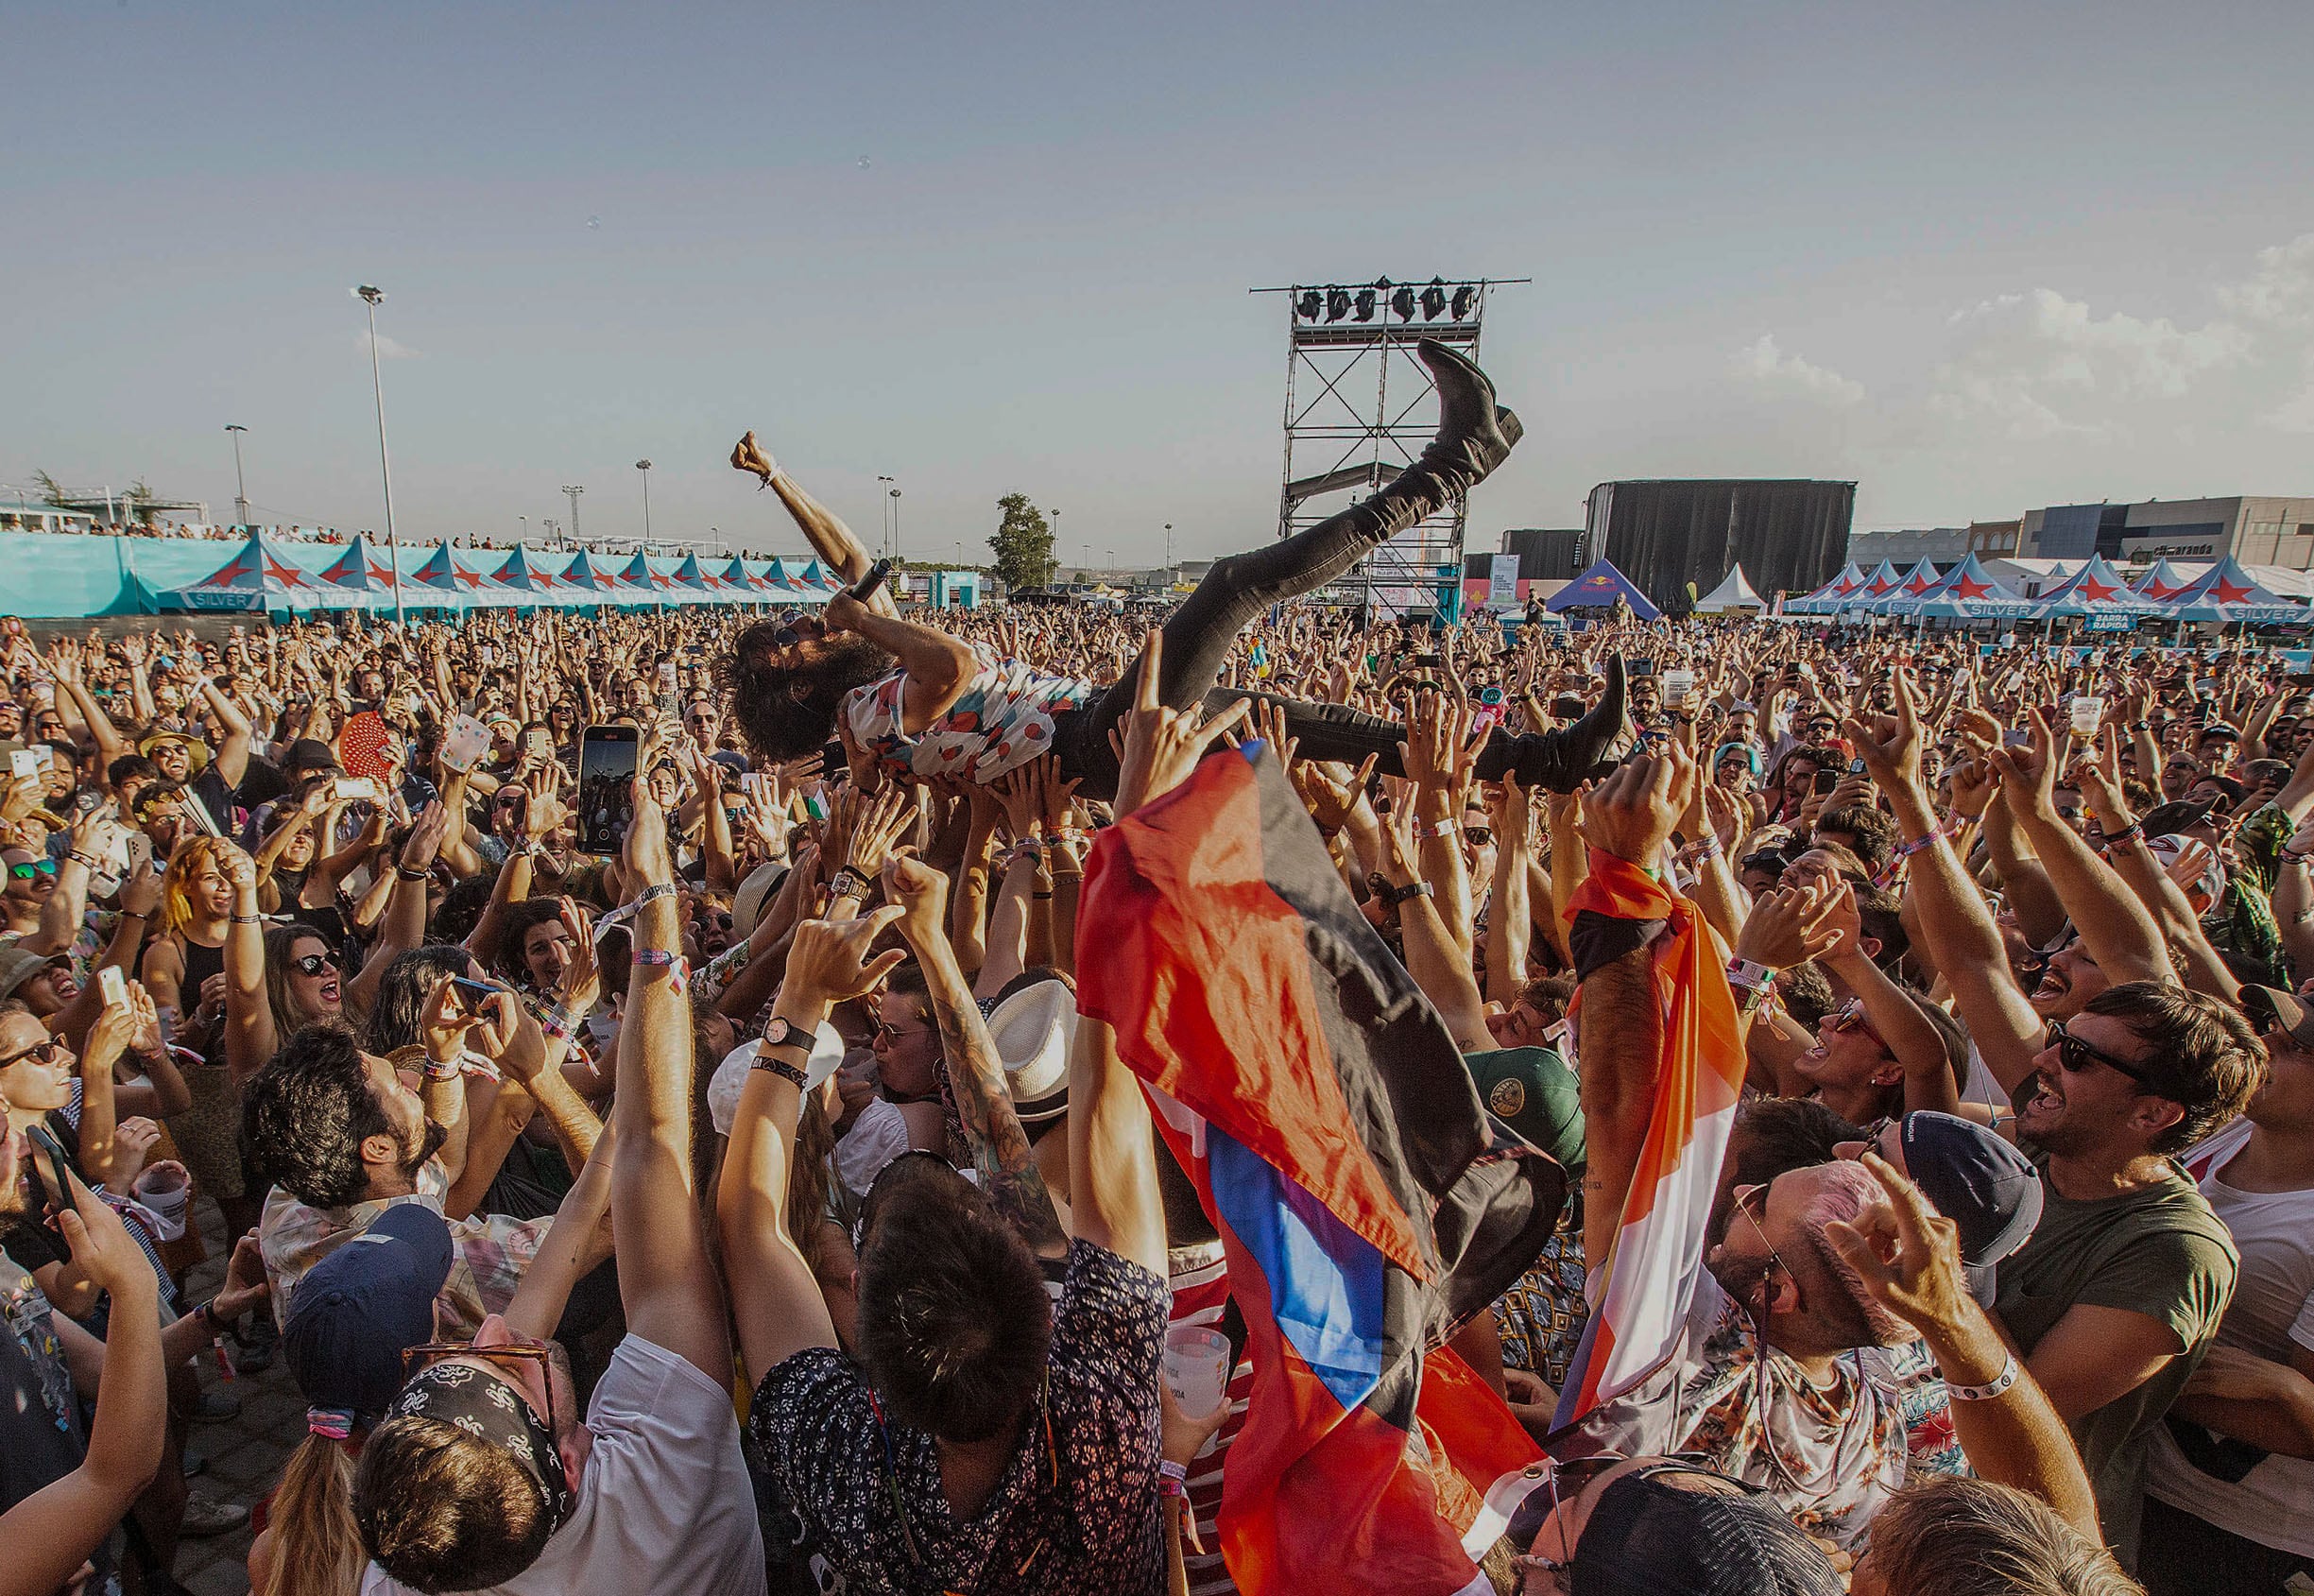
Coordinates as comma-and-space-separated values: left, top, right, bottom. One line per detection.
1574, 1275, 1910, 1550
258, 1157, 552, 1340
843, 648, 1093, 785
749, 1239, 1168, 1595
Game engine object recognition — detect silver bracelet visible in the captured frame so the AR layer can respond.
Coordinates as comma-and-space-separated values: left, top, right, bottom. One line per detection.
1947, 1355, 2020, 1402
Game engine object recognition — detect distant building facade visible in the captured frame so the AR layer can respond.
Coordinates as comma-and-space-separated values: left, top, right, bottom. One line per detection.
1846, 526, 1971, 564
2021, 497, 2314, 569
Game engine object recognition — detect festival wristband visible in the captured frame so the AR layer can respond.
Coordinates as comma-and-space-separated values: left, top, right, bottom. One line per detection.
2103, 822, 2143, 849
635, 882, 677, 909
1726, 957, 1778, 991
631, 948, 689, 994
1946, 1356, 2020, 1402
1385, 880, 1433, 906
749, 1053, 808, 1090
1413, 819, 1460, 840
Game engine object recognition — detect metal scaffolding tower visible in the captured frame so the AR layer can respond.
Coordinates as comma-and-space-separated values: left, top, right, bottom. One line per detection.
1257, 278, 1521, 618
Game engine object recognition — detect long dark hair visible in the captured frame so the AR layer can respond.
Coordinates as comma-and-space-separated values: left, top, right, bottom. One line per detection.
719, 624, 894, 759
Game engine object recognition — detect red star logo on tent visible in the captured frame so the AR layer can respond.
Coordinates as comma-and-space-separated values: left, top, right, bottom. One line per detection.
1833, 577, 1860, 593
1952, 575, 1991, 599
2145, 581, 2180, 599
212, 555, 255, 584
263, 557, 307, 587
2079, 576, 2117, 602
369, 560, 394, 585
454, 566, 483, 590
1868, 578, 1896, 593
2215, 578, 2254, 603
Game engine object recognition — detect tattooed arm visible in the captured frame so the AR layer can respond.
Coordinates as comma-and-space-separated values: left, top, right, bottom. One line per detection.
880, 852, 1069, 1259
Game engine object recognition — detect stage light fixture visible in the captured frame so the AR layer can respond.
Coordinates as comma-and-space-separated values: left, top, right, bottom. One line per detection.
1450, 284, 1476, 319
1325, 287, 1351, 322
1295, 289, 1323, 319
1419, 280, 1448, 319
1353, 287, 1378, 321
1390, 286, 1414, 320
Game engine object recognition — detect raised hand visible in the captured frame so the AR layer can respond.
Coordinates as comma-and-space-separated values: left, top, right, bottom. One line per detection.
783, 906, 911, 1006
1842, 667, 1926, 792
1733, 879, 1843, 970
1113, 630, 1250, 816
881, 852, 951, 944
1822, 1150, 1972, 1340
1580, 746, 1693, 867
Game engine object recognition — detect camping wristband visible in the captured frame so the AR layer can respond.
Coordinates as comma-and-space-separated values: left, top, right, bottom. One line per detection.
1946, 1355, 2020, 1402
635, 882, 677, 909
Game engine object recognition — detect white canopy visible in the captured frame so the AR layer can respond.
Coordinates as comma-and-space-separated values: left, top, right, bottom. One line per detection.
1694, 564, 1764, 613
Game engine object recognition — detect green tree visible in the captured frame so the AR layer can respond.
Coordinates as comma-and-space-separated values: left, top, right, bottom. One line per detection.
30, 470, 67, 507
987, 492, 1054, 592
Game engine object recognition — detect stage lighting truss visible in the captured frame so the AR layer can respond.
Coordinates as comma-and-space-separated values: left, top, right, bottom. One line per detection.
1255, 275, 1523, 618
1290, 278, 1487, 329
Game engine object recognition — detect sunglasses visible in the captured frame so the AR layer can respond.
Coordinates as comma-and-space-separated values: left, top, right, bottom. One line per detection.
1827, 998, 1885, 1049
0, 1037, 65, 1070
402, 1339, 558, 1435
2046, 1019, 2169, 1094
1463, 827, 1495, 847
291, 952, 340, 977
7, 859, 56, 881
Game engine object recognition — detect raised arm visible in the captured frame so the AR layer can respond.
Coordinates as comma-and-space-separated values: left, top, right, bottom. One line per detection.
1848, 676, 2047, 1099
614, 784, 736, 1382
719, 909, 905, 1381
819, 590, 978, 733
1989, 709, 2170, 985
884, 852, 1069, 1257
194, 675, 254, 791
1826, 1152, 2100, 1536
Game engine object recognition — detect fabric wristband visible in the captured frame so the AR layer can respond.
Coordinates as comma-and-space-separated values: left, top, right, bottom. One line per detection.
2103, 822, 2143, 849
749, 1052, 808, 1090
635, 882, 677, 908
631, 947, 689, 995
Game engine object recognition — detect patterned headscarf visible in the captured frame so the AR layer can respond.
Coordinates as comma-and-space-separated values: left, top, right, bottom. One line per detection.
385, 1360, 577, 1534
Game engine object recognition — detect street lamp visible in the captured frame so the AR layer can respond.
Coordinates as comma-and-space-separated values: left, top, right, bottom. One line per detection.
224, 424, 250, 528
519, 514, 527, 544
352, 286, 404, 626
635, 460, 653, 545
876, 475, 894, 558
1050, 507, 1060, 589
888, 486, 902, 563
562, 485, 584, 546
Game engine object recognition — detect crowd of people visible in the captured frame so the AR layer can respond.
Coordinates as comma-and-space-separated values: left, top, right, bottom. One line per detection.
0, 353, 2308, 1596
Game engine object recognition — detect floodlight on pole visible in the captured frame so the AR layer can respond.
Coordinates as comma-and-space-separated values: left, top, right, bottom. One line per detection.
562, 485, 584, 545
876, 475, 895, 558
224, 424, 250, 528
635, 460, 653, 545
352, 285, 404, 626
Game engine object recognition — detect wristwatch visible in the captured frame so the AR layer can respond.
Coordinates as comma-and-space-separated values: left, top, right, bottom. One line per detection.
757, 1017, 806, 1052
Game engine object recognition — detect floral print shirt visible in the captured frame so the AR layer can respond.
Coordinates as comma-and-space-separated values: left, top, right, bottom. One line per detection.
844, 648, 1092, 785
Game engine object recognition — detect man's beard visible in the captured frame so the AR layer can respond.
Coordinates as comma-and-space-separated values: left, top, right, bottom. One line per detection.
404, 1117, 450, 1181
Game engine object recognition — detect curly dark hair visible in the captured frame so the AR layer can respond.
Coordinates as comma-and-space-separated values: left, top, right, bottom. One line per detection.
854, 1160, 1053, 1443
493, 899, 569, 990
241, 1024, 393, 1210
366, 944, 476, 1056
717, 622, 893, 760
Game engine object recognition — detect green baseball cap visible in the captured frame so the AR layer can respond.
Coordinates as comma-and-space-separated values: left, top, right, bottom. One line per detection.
1464, 1046, 1585, 1173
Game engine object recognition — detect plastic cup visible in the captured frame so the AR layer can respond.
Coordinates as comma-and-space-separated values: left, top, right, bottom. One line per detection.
2068, 695, 2105, 738
1162, 1324, 1231, 1420
136, 1162, 190, 1242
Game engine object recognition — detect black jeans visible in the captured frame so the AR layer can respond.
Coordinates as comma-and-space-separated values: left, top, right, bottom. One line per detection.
1049, 498, 1528, 797
2138, 1491, 2314, 1596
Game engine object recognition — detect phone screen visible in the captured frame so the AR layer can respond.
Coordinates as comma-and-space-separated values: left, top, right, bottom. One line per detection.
1813, 768, 1839, 795
577, 726, 641, 854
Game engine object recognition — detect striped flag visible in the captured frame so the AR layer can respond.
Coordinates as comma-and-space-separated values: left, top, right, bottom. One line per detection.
1076, 745, 1566, 1596
1549, 851, 1746, 1433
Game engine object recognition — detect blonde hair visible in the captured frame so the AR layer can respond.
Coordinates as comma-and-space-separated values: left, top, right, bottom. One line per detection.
257, 1433, 368, 1596
160, 835, 234, 936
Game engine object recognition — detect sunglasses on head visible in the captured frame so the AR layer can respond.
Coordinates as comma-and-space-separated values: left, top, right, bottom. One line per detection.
8, 859, 56, 881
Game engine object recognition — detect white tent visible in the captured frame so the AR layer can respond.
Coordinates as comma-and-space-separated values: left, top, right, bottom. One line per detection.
1694, 564, 1764, 614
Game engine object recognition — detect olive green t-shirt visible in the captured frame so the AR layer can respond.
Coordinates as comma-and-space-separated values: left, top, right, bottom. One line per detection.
1994, 1153, 2237, 1569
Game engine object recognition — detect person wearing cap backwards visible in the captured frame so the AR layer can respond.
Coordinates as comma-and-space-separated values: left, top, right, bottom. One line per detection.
1512, 1153, 2123, 1596
254, 1137, 614, 1596
137, 672, 256, 835
1855, 670, 2265, 1568
349, 780, 763, 1596
2128, 985, 2314, 1596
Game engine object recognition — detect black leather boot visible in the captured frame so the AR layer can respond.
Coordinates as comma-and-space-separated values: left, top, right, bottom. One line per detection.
1474, 658, 1631, 793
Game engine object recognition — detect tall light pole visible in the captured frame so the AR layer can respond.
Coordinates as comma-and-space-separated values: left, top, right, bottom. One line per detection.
875, 475, 894, 558
1050, 507, 1060, 589
635, 460, 653, 546
353, 286, 404, 627
1164, 523, 1174, 576
519, 514, 527, 544
888, 486, 902, 564
224, 424, 250, 528
562, 485, 584, 547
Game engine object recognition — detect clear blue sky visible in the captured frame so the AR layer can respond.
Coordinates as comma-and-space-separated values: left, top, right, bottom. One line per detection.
8, 1, 2314, 562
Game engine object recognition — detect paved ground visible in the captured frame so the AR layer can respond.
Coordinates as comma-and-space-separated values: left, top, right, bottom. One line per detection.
171, 1196, 304, 1596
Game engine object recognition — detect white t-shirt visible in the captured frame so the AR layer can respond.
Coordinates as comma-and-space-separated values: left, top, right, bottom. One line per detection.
2145, 1120, 2314, 1556
363, 1335, 766, 1596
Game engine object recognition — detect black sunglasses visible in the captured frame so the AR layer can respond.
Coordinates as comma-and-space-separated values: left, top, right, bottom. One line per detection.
291, 952, 340, 977
0, 1037, 65, 1070
2047, 1019, 2169, 1094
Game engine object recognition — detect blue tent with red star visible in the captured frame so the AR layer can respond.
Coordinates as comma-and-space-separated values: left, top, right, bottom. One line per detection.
2029, 554, 2163, 620
158, 530, 329, 613
2158, 556, 2306, 626
1884, 553, 2032, 620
